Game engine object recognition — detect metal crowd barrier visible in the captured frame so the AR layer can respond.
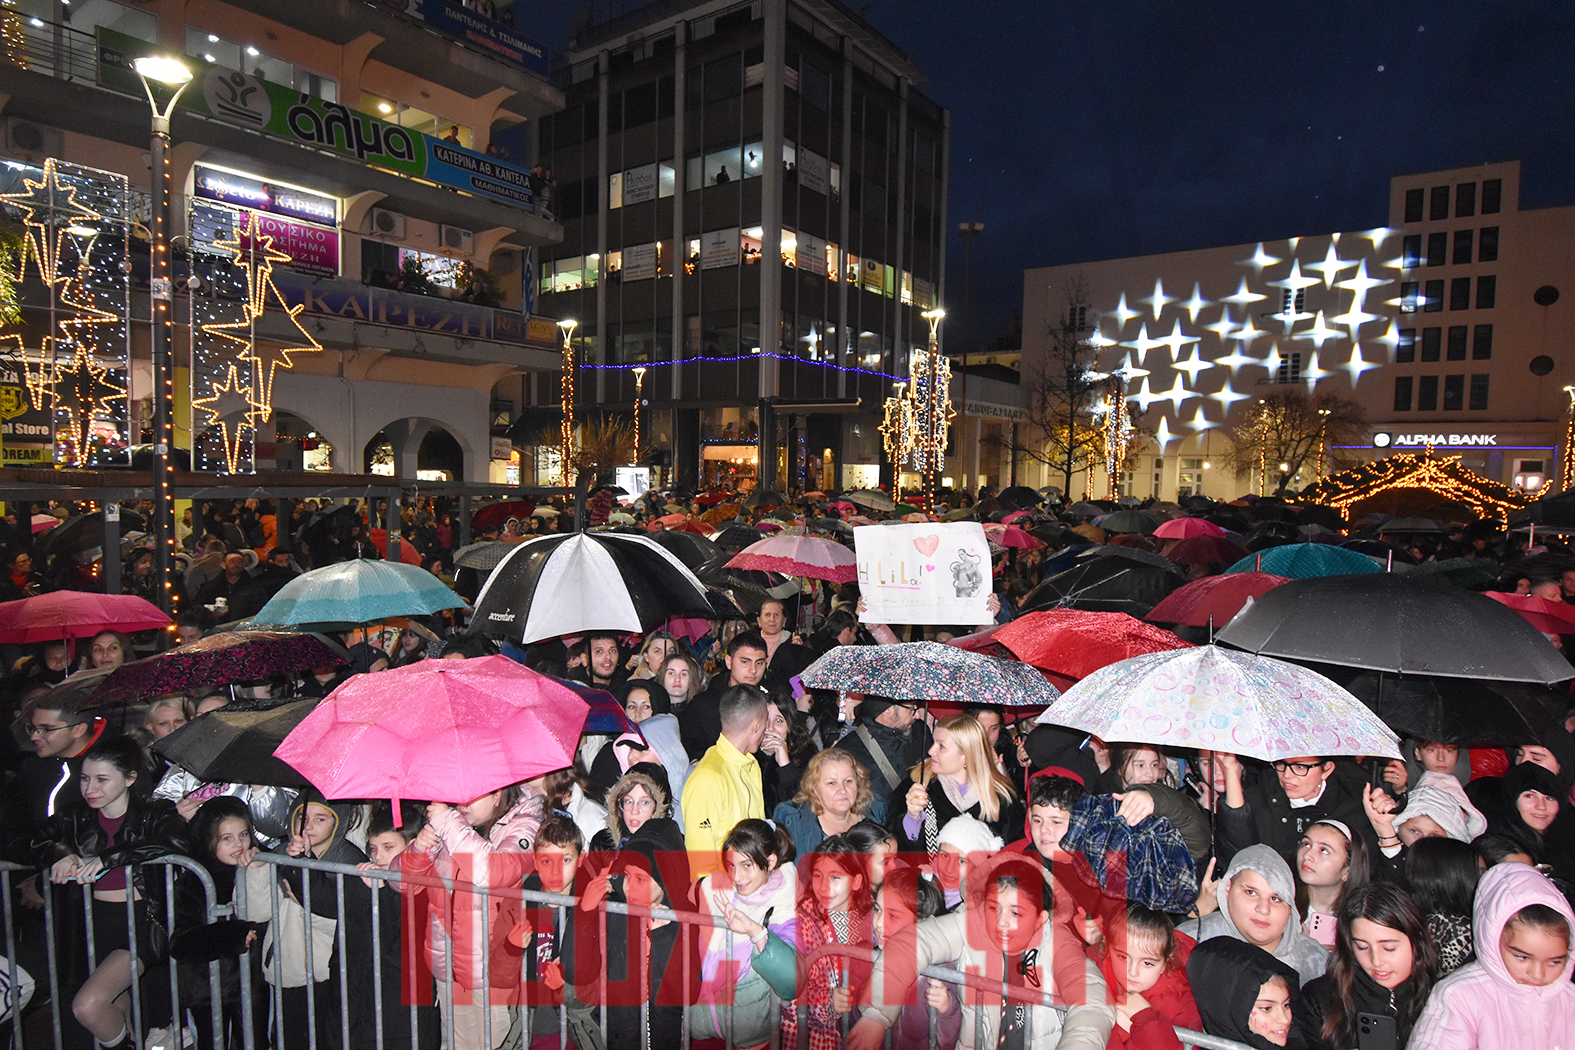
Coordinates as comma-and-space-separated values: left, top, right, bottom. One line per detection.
1, 853, 1255, 1050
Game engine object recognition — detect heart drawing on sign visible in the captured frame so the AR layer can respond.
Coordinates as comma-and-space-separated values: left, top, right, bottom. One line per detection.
913, 535, 940, 558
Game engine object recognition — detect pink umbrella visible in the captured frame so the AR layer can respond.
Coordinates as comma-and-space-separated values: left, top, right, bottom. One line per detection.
1001, 510, 1032, 525
31, 514, 59, 534
274, 655, 589, 821
1485, 592, 1575, 635
0, 590, 169, 643
727, 534, 857, 583
829, 501, 856, 514
982, 523, 1041, 549
1152, 517, 1226, 540
666, 614, 713, 641
846, 515, 877, 527
655, 513, 689, 526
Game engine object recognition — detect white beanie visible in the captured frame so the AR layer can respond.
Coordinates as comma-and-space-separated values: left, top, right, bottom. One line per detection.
937, 814, 1003, 855
1396, 770, 1489, 843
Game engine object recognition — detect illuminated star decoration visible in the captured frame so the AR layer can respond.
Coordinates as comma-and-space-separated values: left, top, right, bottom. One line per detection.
1172, 346, 1213, 381
1341, 344, 1383, 386
1305, 242, 1348, 288
1221, 279, 1268, 307
1182, 283, 1211, 323
52, 341, 126, 463
1238, 243, 1281, 276
1141, 278, 1176, 320
0, 158, 101, 289
1111, 292, 1140, 328
190, 362, 259, 473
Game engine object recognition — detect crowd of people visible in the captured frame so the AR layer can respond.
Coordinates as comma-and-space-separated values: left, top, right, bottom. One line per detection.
2, 483, 1575, 1050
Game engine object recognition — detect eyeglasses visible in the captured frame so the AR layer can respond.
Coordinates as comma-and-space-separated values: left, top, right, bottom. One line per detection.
1272, 760, 1324, 776
26, 723, 77, 738
620, 796, 656, 811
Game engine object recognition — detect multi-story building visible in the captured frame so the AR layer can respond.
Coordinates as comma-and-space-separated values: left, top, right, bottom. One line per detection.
0, 0, 567, 482
531, 0, 949, 493
1020, 160, 1574, 502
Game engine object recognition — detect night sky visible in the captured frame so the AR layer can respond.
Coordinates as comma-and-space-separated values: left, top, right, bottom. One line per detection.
535, 1, 1575, 353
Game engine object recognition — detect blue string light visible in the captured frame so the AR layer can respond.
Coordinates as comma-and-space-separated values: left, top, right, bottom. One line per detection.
579, 351, 904, 382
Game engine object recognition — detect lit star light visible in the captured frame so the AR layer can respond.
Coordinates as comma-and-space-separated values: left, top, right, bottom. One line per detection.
0, 158, 102, 289
1204, 311, 1237, 340
1296, 311, 1343, 350
1229, 317, 1270, 349
1341, 345, 1383, 386
1222, 279, 1267, 307
1299, 350, 1332, 384
1182, 283, 1211, 323
1210, 379, 1254, 411
1120, 323, 1165, 358
1172, 347, 1213, 381
1358, 227, 1396, 251
1306, 242, 1349, 288
1111, 292, 1139, 327
1141, 279, 1176, 320
1268, 260, 1320, 293
190, 362, 258, 474
1335, 258, 1386, 302
1371, 319, 1402, 358
1151, 416, 1181, 452
1215, 344, 1261, 372
52, 342, 125, 461
1238, 243, 1281, 276
1187, 403, 1219, 431
1154, 319, 1198, 360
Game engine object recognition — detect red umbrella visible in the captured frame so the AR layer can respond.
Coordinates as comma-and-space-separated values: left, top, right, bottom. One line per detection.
1164, 535, 1250, 566
655, 513, 690, 526
1152, 517, 1226, 540
472, 500, 536, 532
727, 534, 856, 583
984, 609, 1192, 683
90, 631, 347, 707
368, 528, 422, 565
983, 524, 1042, 549
671, 519, 716, 536
1144, 571, 1293, 627
0, 590, 168, 643
695, 491, 733, 506
1484, 592, 1575, 635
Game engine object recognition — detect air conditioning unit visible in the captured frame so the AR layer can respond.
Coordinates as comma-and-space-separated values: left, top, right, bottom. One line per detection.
2, 118, 62, 163
440, 224, 474, 256
370, 208, 406, 239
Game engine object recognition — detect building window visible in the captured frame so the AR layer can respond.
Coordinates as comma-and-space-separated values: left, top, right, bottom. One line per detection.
1400, 281, 1418, 313
1402, 234, 1422, 269
1065, 305, 1088, 331
1455, 182, 1477, 218
1469, 374, 1490, 410
1275, 351, 1303, 383
1280, 289, 1305, 315
1478, 226, 1499, 262
1426, 231, 1447, 266
1394, 376, 1413, 411
1429, 186, 1449, 220
1404, 188, 1425, 223
1452, 229, 1473, 265
1421, 327, 1441, 362
1418, 375, 1438, 411
1423, 279, 1444, 312
1473, 324, 1493, 360
1442, 374, 1464, 411
1449, 277, 1471, 311
1397, 328, 1416, 362
1447, 326, 1467, 360
1476, 275, 1497, 309
1178, 459, 1204, 498
1482, 178, 1502, 214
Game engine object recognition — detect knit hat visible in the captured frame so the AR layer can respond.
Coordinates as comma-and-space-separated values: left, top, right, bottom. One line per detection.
936, 814, 1003, 854
1395, 771, 1488, 842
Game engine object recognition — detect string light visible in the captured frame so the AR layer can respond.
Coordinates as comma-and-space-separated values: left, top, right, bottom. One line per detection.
582, 351, 904, 382
1559, 386, 1575, 493
1100, 378, 1134, 497
1299, 448, 1532, 518
557, 318, 577, 487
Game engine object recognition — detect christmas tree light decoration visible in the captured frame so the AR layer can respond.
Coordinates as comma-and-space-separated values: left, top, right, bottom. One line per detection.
190, 361, 255, 473
880, 381, 916, 463
1298, 449, 1531, 519
1559, 387, 1575, 493
1100, 382, 1135, 488
53, 341, 126, 461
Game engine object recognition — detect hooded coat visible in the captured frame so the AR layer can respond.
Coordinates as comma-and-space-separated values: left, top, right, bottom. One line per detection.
1483, 762, 1575, 876
1092, 929, 1201, 1050
1177, 845, 1328, 987
1185, 938, 1308, 1050
591, 767, 671, 853
1409, 863, 1575, 1050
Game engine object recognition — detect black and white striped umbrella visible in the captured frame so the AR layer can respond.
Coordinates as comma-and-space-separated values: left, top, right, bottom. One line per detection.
470, 533, 715, 643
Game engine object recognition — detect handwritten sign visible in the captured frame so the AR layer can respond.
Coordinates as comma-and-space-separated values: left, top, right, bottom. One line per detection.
854, 522, 992, 626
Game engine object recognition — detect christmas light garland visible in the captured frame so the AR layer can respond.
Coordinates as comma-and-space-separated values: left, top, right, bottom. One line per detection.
1297, 449, 1531, 518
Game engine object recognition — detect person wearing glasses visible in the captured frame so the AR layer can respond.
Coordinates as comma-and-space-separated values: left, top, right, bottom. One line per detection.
16, 693, 105, 831
1214, 752, 1381, 872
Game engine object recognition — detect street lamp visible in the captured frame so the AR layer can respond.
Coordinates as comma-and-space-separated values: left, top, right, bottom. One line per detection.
134, 53, 192, 616
631, 365, 647, 464
556, 318, 577, 486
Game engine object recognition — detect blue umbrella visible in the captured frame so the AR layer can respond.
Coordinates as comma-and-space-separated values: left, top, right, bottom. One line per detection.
251, 560, 466, 625
1223, 542, 1383, 579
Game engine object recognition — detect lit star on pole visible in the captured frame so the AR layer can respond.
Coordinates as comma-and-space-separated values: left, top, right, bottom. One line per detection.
1182, 283, 1211, 323
1141, 278, 1176, 320
1238, 243, 1281, 276
52, 342, 126, 463
1222, 279, 1267, 307
1111, 292, 1139, 327
191, 362, 258, 474
1306, 243, 1349, 288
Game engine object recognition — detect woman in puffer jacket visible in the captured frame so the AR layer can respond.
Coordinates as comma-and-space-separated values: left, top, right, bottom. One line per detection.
590, 766, 672, 853
402, 781, 544, 1050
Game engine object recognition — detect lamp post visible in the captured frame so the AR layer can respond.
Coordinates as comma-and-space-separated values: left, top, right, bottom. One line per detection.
631, 365, 646, 464
134, 54, 193, 616
1315, 407, 1331, 480
557, 318, 577, 486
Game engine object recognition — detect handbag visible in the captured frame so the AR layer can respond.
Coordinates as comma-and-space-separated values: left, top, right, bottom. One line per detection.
242, 865, 335, 987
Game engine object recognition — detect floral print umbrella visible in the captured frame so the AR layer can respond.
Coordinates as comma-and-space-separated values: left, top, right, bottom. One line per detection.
800, 641, 1061, 706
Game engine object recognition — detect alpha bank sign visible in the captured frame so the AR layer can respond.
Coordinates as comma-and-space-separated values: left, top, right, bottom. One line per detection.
1372, 432, 1499, 448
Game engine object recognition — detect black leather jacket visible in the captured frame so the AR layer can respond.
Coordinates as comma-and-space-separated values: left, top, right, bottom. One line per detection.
39, 794, 191, 895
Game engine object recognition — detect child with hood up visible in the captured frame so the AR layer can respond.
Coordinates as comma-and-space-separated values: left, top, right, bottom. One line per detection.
1178, 844, 1328, 987
1409, 862, 1575, 1050
1186, 938, 1307, 1050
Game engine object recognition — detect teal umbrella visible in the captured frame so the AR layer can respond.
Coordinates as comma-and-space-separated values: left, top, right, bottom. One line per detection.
1223, 542, 1383, 579
251, 560, 466, 625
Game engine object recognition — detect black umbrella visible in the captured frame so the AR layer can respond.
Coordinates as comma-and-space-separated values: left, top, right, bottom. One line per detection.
998, 485, 1043, 509
1215, 573, 1575, 684
715, 526, 765, 552
1326, 669, 1565, 747
1340, 540, 1418, 565
743, 488, 790, 509
1021, 546, 1188, 617
40, 510, 148, 555
153, 697, 317, 787
649, 529, 721, 570
470, 533, 714, 643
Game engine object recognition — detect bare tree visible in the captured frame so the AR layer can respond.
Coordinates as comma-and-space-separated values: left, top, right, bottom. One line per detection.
1223, 388, 1367, 496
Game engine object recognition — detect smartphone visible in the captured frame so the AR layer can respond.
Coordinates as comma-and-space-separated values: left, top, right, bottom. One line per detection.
1357, 1012, 1397, 1050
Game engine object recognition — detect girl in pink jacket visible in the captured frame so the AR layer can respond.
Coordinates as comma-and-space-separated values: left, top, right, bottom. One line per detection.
1409, 862, 1575, 1050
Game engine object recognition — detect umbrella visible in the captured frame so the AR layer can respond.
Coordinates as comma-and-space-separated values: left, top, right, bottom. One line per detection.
0, 590, 168, 643
155, 698, 318, 787
471, 532, 714, 643
655, 513, 690, 526
1378, 517, 1447, 535
368, 528, 422, 565
648, 529, 722, 570
1164, 535, 1250, 566
39, 510, 148, 555
530, 507, 560, 519
90, 632, 347, 707
1223, 543, 1384, 579
695, 491, 734, 506
543, 674, 642, 738
1144, 572, 1293, 627
998, 486, 1043, 509
846, 489, 895, 512
744, 489, 791, 509
1341, 539, 1417, 565
727, 534, 856, 583
701, 503, 744, 525
1097, 510, 1158, 535
31, 513, 59, 534
1297, 524, 1343, 541
1035, 645, 1400, 761
274, 656, 590, 813
1484, 591, 1575, 635
1152, 517, 1226, 540
982, 524, 1041, 549
966, 609, 1192, 687
670, 519, 716, 536
715, 526, 764, 552
1215, 573, 1575, 684
1021, 547, 1188, 617
799, 641, 1060, 706
453, 541, 523, 572
252, 560, 466, 626
1331, 670, 1566, 748
1409, 557, 1500, 588
471, 500, 536, 532
1065, 501, 1105, 520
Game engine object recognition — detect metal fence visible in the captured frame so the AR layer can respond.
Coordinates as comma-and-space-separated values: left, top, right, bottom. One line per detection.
0, 853, 1252, 1050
